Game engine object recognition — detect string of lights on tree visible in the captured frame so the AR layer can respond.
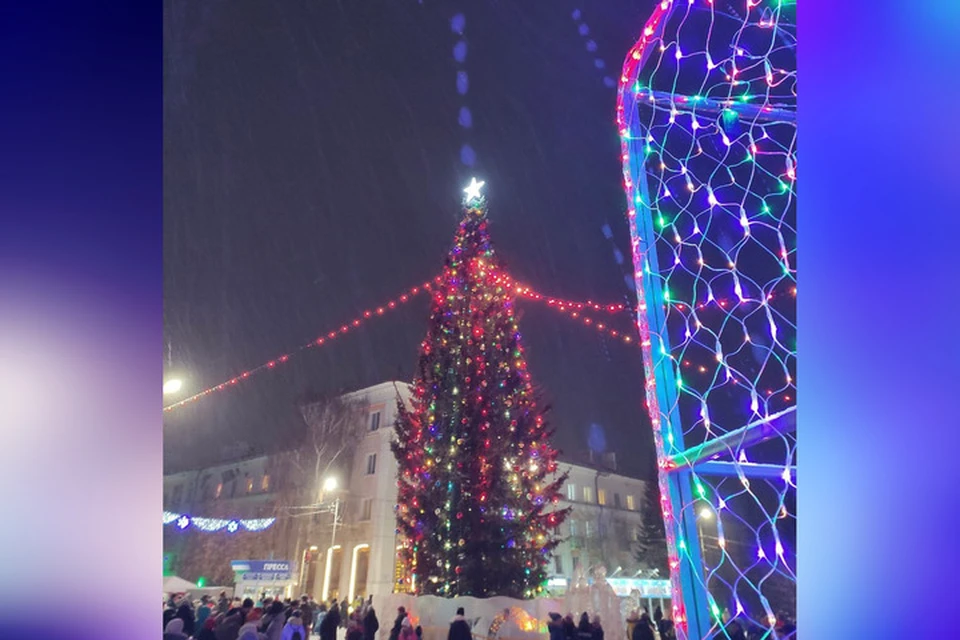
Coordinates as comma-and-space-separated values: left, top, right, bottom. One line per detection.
392, 178, 570, 599
616, 0, 795, 637
163, 511, 275, 534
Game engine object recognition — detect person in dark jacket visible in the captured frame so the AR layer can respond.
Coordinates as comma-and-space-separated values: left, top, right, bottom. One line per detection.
577, 613, 593, 640
389, 607, 407, 640
547, 613, 565, 640
448, 607, 471, 640
260, 601, 286, 640
590, 616, 603, 640
218, 592, 231, 615
299, 595, 314, 631
631, 614, 655, 640
363, 606, 380, 640
176, 598, 196, 636
562, 614, 577, 640
320, 602, 342, 640
216, 599, 254, 640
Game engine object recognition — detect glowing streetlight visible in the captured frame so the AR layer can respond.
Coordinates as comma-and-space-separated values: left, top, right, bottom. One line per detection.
163, 379, 183, 395
699, 507, 714, 520
323, 477, 338, 492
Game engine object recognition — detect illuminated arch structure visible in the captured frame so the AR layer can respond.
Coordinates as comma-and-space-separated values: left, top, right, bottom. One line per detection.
616, 1, 796, 638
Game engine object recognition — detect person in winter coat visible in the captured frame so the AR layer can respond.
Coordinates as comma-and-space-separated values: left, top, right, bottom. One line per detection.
577, 613, 593, 640
260, 601, 286, 640
341, 600, 351, 627
547, 613, 565, 640
299, 596, 314, 631
388, 607, 407, 640
363, 606, 380, 640
631, 614, 655, 640
448, 607, 471, 640
281, 611, 307, 640
591, 616, 604, 640
625, 610, 639, 640
314, 603, 329, 636
196, 614, 220, 640
562, 614, 577, 640
398, 616, 417, 640
176, 599, 196, 636
218, 592, 231, 615
164, 618, 190, 640
347, 618, 365, 640
217, 599, 254, 640
197, 598, 214, 628
320, 603, 342, 640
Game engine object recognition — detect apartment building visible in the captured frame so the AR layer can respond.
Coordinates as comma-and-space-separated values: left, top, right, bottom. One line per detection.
163, 381, 653, 601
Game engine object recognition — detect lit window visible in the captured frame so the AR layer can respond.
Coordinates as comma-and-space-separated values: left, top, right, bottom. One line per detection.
626, 495, 636, 510
246, 478, 254, 493
215, 483, 223, 499
566, 483, 577, 501
360, 498, 373, 521
370, 411, 382, 432
614, 493, 621, 508
598, 489, 607, 506
569, 520, 578, 536
583, 486, 594, 503
366, 454, 377, 475
261, 475, 270, 491
585, 521, 594, 536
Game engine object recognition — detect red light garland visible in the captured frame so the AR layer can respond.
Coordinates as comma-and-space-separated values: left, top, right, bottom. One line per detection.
162, 277, 442, 412
164, 276, 644, 413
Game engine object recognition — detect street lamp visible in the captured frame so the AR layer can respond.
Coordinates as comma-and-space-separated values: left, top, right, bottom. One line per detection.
320, 477, 342, 601
163, 378, 183, 395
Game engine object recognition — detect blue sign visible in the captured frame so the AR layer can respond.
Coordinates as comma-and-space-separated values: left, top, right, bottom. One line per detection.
231, 560, 292, 581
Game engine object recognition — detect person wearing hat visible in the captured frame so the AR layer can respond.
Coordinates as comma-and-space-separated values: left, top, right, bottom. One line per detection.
448, 607, 471, 640
281, 609, 307, 640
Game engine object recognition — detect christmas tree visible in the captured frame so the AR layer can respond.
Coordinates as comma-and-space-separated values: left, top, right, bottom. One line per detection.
393, 179, 569, 599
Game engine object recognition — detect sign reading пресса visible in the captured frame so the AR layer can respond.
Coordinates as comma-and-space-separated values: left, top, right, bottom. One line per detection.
230, 560, 293, 582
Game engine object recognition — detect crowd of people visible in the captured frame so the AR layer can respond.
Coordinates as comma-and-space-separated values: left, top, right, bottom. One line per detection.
163, 594, 794, 640
162, 591, 382, 640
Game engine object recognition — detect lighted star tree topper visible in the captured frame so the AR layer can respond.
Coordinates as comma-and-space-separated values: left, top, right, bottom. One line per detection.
392, 178, 570, 599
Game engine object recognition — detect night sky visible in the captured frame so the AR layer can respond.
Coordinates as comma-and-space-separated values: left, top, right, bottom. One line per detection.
163, 0, 659, 478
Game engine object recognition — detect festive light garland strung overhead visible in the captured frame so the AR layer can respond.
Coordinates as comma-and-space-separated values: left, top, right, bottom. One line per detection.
162, 278, 441, 412
163, 267, 642, 413
163, 511, 275, 533
616, 0, 796, 636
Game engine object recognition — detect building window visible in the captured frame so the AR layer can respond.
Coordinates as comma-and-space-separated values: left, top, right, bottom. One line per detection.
370, 411, 382, 432
215, 483, 223, 499
261, 475, 270, 491
572, 555, 581, 571
614, 493, 621, 509
246, 478, 254, 493
566, 483, 577, 501
554, 555, 564, 575
598, 489, 607, 506
585, 521, 594, 537
569, 520, 578, 537
366, 453, 377, 475
583, 486, 594, 503
360, 498, 373, 521
626, 494, 636, 510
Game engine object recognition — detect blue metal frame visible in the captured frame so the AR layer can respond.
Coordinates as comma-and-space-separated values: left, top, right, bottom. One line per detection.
618, 5, 796, 638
